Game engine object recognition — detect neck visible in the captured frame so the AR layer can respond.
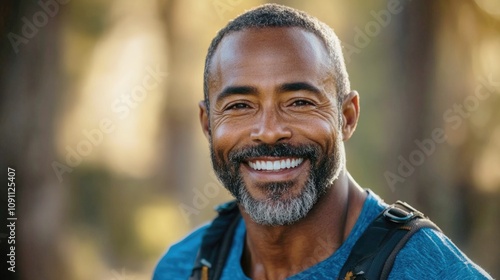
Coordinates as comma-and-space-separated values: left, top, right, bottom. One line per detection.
239, 171, 366, 280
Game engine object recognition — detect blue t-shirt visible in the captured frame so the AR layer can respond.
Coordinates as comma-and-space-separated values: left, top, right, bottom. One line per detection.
154, 191, 492, 279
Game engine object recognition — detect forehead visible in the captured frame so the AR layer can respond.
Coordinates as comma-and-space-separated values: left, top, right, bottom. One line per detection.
208, 27, 332, 97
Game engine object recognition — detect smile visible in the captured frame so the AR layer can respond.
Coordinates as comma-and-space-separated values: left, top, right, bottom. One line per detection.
248, 158, 304, 171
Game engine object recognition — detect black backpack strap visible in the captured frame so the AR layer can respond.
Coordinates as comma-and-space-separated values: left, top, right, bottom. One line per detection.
190, 200, 241, 280
339, 201, 441, 280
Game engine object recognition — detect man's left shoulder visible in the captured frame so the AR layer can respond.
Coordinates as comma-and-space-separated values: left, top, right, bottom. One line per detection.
390, 227, 492, 279
153, 223, 210, 280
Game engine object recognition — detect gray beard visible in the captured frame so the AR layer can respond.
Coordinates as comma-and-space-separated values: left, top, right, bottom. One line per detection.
237, 177, 318, 226
210, 138, 345, 226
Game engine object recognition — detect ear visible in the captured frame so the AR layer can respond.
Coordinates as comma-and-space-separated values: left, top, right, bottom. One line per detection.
341, 91, 360, 141
199, 100, 210, 139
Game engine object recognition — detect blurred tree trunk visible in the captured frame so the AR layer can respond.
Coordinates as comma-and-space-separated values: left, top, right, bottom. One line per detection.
157, 0, 200, 205
389, 0, 470, 247
158, 0, 188, 197
157, 0, 217, 226
390, 0, 438, 209
0, 2, 67, 280
390, 0, 474, 241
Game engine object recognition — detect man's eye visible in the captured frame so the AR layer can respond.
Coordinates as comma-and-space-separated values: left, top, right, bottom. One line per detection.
226, 103, 250, 110
291, 100, 313, 107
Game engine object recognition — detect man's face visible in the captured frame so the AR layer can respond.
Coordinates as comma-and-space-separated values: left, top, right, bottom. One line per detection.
202, 27, 346, 226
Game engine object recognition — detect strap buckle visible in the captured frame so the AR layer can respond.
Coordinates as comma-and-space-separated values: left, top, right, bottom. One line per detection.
383, 201, 423, 223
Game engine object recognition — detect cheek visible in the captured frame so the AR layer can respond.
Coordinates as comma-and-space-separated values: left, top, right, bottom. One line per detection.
292, 114, 340, 145
211, 118, 249, 157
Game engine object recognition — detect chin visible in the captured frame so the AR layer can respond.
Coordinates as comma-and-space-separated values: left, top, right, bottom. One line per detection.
238, 178, 319, 226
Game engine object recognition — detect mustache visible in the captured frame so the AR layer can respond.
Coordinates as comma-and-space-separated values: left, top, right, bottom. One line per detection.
228, 143, 321, 165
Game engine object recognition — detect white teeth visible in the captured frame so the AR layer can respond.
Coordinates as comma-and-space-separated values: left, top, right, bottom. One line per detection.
273, 161, 280, 169
248, 158, 304, 171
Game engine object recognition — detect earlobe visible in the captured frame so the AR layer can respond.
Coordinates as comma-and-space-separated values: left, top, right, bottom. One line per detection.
199, 101, 210, 139
341, 91, 360, 141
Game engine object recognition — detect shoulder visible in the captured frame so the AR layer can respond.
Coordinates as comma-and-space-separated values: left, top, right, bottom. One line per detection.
390, 227, 492, 279
153, 223, 210, 280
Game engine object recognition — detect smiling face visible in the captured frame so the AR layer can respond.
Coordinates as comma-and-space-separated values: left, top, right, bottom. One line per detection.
201, 27, 347, 226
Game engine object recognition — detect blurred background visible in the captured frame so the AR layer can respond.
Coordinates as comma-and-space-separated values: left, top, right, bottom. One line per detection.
0, 0, 499, 279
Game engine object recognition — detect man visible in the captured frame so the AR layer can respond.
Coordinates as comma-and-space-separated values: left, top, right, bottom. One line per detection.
154, 4, 492, 279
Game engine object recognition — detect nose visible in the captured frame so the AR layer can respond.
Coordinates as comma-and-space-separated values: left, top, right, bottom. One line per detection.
250, 108, 292, 144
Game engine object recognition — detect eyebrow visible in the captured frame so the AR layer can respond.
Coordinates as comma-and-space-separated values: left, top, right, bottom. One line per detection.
278, 82, 322, 95
215, 82, 322, 103
216, 85, 258, 103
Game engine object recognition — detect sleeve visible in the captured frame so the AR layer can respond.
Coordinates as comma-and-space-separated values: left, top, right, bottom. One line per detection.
153, 224, 210, 280
388, 228, 493, 280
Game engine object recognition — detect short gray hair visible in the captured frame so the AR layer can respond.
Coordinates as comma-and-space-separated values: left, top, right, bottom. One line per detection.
203, 3, 350, 108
